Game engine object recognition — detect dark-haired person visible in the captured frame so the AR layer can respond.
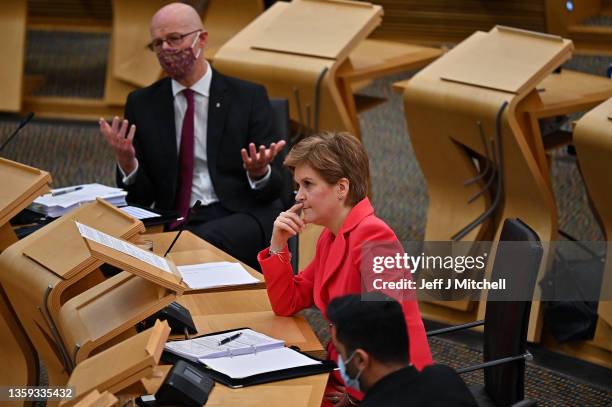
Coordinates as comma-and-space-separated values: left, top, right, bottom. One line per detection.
258, 132, 432, 405
328, 293, 477, 407
99, 2, 285, 269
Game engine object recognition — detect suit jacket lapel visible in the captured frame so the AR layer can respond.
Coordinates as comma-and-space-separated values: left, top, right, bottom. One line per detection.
320, 199, 376, 291
320, 232, 348, 293
156, 78, 179, 196
207, 69, 230, 182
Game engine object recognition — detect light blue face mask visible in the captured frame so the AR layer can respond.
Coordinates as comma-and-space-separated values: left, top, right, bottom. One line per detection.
338, 351, 364, 392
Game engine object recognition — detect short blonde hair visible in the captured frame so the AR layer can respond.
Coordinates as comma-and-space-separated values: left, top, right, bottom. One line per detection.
284, 132, 370, 206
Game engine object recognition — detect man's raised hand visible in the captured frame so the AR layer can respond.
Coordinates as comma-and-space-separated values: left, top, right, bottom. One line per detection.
241, 140, 287, 179
99, 116, 137, 175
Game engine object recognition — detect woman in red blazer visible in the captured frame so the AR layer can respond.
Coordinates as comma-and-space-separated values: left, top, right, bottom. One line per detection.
258, 132, 432, 406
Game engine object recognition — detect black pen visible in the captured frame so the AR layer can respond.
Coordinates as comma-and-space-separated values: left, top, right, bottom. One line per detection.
52, 186, 84, 196
218, 332, 242, 346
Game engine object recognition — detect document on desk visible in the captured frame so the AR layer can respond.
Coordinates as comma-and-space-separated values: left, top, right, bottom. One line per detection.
76, 221, 172, 273
119, 205, 161, 220
200, 347, 321, 379
165, 328, 284, 361
177, 262, 260, 289
31, 183, 127, 217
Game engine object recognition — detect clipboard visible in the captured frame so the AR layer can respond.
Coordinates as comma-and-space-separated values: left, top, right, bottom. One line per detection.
161, 327, 335, 388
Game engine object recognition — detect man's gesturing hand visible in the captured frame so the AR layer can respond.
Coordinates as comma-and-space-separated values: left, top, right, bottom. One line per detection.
241, 140, 286, 179
99, 116, 137, 175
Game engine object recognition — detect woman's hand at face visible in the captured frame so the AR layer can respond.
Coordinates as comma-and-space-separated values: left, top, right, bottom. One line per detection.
270, 203, 304, 252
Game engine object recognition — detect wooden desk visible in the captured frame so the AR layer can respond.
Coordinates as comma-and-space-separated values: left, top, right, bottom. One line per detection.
145, 234, 329, 406
177, 289, 327, 406
146, 231, 265, 291
0, 158, 51, 405
0, 201, 143, 386
337, 39, 443, 132
567, 97, 612, 368
58, 230, 327, 406
394, 68, 612, 186
394, 26, 574, 341
517, 70, 612, 181
147, 365, 328, 407
214, 0, 441, 138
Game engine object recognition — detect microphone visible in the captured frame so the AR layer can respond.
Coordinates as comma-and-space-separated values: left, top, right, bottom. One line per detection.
0, 112, 34, 152
164, 200, 202, 257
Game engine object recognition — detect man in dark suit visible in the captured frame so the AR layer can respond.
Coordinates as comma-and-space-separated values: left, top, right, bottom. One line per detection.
327, 293, 477, 407
99, 3, 285, 269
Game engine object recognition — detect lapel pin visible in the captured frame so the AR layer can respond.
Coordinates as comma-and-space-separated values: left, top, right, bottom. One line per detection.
216, 102, 221, 108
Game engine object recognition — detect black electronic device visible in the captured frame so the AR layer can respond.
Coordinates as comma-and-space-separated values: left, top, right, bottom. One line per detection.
155, 360, 214, 407
140, 302, 197, 335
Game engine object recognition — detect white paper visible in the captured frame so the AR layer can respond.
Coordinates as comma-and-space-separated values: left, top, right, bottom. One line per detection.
120, 206, 161, 220
36, 183, 126, 208
199, 347, 321, 379
31, 183, 127, 217
177, 262, 260, 289
75, 222, 172, 273
164, 328, 284, 360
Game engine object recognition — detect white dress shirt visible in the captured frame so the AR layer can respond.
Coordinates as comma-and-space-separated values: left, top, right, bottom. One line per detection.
120, 61, 270, 207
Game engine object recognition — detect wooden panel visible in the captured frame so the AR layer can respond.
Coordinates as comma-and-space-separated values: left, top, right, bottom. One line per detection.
251, 0, 382, 60
546, 0, 602, 35
573, 98, 612, 355
298, 224, 323, 271
0, 286, 39, 407
370, 0, 547, 45
439, 27, 569, 94
111, 0, 167, 87
0, 158, 51, 227
397, 25, 573, 342
203, 0, 264, 60
0, 0, 26, 112
27, 0, 112, 28
545, 0, 612, 53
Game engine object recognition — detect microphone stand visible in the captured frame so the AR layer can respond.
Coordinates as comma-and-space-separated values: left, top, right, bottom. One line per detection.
163, 200, 202, 257
0, 112, 35, 152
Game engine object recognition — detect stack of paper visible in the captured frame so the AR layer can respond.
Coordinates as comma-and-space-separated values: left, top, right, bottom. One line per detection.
30, 183, 127, 217
177, 262, 261, 290
119, 206, 161, 220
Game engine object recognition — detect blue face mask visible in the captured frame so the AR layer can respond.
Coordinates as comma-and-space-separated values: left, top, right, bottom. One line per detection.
338, 351, 364, 392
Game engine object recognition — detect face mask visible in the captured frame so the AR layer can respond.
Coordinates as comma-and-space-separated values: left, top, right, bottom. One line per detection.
338, 351, 364, 392
156, 33, 202, 80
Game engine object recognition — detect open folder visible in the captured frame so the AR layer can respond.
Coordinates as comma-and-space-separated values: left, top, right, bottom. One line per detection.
162, 328, 335, 388
164, 328, 284, 360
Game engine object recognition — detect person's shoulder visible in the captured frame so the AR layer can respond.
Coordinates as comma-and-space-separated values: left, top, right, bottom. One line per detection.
354, 213, 396, 239
215, 70, 266, 94
420, 364, 465, 384
419, 364, 478, 405
422, 363, 459, 375
127, 77, 171, 102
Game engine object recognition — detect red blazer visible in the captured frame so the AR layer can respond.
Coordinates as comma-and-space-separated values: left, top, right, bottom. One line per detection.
258, 198, 433, 371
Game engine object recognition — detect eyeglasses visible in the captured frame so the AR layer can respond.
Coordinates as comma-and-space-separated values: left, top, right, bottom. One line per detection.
147, 29, 201, 51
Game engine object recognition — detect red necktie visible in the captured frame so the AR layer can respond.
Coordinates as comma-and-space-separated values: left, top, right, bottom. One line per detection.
174, 88, 195, 220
